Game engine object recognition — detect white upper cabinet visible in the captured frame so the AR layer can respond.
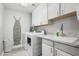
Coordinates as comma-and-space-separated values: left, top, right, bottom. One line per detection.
61, 3, 76, 15
32, 4, 42, 26
32, 4, 48, 26
48, 3, 76, 20
48, 3, 59, 20
32, 3, 77, 26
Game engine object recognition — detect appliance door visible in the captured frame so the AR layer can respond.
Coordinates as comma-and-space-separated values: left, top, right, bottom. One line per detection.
27, 37, 31, 46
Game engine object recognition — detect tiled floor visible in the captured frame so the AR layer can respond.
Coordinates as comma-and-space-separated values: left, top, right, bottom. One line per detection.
3, 47, 28, 56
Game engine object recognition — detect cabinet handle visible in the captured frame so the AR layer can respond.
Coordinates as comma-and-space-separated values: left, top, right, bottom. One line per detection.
51, 48, 52, 53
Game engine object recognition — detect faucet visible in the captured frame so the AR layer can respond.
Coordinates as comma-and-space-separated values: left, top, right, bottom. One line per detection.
43, 30, 47, 35
40, 29, 47, 35
60, 24, 64, 35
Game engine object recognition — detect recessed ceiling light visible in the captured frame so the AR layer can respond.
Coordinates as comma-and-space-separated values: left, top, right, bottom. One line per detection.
20, 3, 28, 7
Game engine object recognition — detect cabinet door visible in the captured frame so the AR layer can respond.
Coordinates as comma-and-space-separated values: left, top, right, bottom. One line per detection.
41, 3, 48, 25
32, 4, 42, 26
32, 6, 39, 26
55, 48, 72, 56
32, 3, 48, 26
32, 9, 36, 26
42, 44, 53, 56
48, 3, 59, 20
36, 4, 42, 26
61, 3, 76, 15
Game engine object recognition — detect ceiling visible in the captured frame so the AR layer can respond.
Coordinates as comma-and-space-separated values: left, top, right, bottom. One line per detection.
3, 3, 39, 13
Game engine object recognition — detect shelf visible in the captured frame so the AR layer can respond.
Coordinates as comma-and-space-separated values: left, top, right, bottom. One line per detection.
48, 11, 76, 21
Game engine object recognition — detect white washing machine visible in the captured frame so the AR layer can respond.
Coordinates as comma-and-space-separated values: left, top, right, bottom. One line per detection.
24, 31, 44, 56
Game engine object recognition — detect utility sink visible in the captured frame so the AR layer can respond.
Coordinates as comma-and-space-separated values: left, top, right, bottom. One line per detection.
54, 36, 78, 43
51, 33, 79, 43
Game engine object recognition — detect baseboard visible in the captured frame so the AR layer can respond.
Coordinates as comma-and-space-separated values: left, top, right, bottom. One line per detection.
1, 51, 4, 56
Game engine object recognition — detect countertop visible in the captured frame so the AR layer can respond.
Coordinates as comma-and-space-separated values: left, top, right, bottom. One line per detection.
25, 32, 79, 47
35, 34, 79, 47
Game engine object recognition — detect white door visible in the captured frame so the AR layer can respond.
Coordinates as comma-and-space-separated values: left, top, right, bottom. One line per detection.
42, 44, 53, 56
48, 3, 59, 20
61, 3, 76, 15
55, 48, 72, 56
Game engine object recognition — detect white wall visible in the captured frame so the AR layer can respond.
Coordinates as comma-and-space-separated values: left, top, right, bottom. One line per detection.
3, 8, 31, 44
37, 16, 79, 37
0, 4, 4, 55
